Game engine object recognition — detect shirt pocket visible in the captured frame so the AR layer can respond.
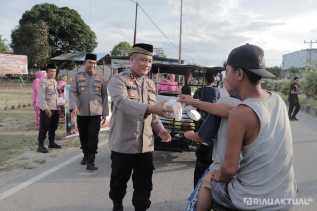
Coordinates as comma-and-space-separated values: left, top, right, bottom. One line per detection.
93, 79, 102, 96
47, 85, 56, 96
78, 80, 87, 93
127, 85, 138, 100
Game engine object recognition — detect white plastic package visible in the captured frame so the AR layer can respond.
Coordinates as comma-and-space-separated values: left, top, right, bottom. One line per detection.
187, 109, 201, 121
165, 99, 183, 121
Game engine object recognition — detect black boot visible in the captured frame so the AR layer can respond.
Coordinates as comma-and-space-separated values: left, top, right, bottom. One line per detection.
48, 142, 62, 149
37, 138, 48, 153
37, 145, 48, 153
113, 202, 123, 211
80, 154, 87, 165
86, 154, 98, 171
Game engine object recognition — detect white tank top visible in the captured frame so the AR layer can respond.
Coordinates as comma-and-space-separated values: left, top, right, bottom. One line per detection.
228, 92, 297, 210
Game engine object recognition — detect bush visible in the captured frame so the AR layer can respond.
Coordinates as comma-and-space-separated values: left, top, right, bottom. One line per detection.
262, 79, 290, 96
302, 71, 317, 98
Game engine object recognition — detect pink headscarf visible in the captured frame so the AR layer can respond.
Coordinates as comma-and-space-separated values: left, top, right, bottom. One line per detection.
32, 71, 46, 108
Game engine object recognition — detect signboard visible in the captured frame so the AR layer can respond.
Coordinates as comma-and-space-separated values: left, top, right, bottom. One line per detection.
0, 54, 28, 75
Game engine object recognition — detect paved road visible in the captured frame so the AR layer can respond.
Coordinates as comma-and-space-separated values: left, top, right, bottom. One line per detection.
0, 112, 317, 211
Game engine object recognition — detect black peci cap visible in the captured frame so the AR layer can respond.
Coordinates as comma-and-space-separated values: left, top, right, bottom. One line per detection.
129, 43, 153, 56
227, 44, 275, 78
85, 53, 97, 61
46, 63, 57, 71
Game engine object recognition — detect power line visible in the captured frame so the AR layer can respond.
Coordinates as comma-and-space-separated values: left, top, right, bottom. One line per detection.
138, 4, 178, 49
127, 0, 178, 49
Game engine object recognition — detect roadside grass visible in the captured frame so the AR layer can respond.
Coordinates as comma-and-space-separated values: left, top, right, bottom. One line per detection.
0, 107, 78, 170
0, 82, 32, 110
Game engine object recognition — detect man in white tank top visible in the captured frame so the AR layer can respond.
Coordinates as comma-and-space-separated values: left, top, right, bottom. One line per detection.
182, 44, 296, 211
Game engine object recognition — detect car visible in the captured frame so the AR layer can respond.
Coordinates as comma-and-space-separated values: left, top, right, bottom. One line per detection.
150, 63, 223, 152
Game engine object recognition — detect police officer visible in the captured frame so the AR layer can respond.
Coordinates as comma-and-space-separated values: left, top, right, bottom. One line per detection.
37, 63, 61, 153
108, 43, 173, 211
71, 53, 109, 170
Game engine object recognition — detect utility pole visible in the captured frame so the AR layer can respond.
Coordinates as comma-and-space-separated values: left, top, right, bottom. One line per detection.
133, 2, 139, 45
304, 40, 317, 68
178, 0, 183, 64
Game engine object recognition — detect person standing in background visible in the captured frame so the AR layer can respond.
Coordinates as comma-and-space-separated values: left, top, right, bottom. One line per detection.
71, 53, 109, 171
37, 64, 61, 153
32, 70, 46, 129
288, 76, 301, 121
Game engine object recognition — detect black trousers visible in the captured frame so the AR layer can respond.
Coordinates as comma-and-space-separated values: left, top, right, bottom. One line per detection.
109, 151, 154, 210
77, 116, 101, 154
288, 97, 300, 119
38, 110, 59, 146
194, 144, 213, 187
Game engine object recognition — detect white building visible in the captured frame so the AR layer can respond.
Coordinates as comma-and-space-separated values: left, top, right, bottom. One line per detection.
282, 49, 317, 69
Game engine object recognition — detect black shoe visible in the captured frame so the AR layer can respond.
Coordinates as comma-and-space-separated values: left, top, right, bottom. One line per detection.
113, 203, 123, 211
80, 155, 87, 165
86, 154, 98, 171
48, 143, 62, 149
37, 146, 48, 153
293, 117, 299, 121
134, 208, 146, 211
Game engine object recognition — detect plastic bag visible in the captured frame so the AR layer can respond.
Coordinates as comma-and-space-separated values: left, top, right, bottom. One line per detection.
165, 99, 183, 121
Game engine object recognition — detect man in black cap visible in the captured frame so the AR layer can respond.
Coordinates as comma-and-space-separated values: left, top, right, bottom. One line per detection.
71, 53, 109, 170
37, 63, 61, 153
181, 44, 296, 211
107, 43, 173, 211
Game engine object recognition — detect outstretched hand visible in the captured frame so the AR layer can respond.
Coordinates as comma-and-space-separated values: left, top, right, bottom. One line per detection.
177, 94, 195, 106
159, 128, 172, 142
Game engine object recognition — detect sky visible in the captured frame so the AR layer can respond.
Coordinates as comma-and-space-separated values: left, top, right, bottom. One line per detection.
1, 0, 317, 67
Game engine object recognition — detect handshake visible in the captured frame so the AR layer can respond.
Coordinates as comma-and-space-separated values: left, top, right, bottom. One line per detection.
147, 95, 201, 121
147, 101, 178, 119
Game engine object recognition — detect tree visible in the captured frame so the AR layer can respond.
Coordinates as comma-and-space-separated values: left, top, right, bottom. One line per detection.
111, 41, 132, 56
0, 35, 9, 53
11, 21, 49, 68
11, 3, 97, 67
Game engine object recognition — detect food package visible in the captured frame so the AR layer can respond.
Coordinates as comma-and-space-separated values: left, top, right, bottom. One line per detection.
165, 99, 183, 121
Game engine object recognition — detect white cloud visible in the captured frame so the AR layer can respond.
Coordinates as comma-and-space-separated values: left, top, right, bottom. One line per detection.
1, 0, 317, 67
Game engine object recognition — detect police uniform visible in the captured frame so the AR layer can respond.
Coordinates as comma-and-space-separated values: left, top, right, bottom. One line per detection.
71, 54, 109, 170
108, 43, 164, 211
37, 65, 60, 153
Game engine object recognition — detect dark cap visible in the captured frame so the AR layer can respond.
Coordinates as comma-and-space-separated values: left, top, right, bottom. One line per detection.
46, 63, 57, 71
130, 43, 153, 56
227, 44, 275, 78
85, 53, 97, 61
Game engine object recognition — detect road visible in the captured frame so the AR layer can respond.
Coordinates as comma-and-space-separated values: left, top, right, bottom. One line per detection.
0, 112, 317, 211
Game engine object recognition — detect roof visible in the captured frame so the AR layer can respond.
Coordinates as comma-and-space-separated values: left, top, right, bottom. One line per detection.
151, 63, 223, 75
51, 52, 108, 62
111, 55, 182, 63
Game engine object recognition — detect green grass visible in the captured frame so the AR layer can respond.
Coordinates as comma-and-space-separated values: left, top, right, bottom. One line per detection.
0, 82, 32, 110
0, 107, 74, 169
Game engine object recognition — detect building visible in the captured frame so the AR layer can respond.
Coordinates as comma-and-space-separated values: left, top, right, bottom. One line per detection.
282, 49, 317, 69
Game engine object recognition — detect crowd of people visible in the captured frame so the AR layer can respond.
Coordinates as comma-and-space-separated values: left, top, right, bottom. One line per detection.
31, 43, 298, 211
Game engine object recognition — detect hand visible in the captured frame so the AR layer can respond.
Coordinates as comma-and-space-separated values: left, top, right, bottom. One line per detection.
201, 170, 219, 189
44, 109, 52, 118
72, 108, 79, 116
158, 128, 172, 142
101, 116, 106, 125
184, 131, 202, 143
147, 102, 174, 117
177, 94, 195, 106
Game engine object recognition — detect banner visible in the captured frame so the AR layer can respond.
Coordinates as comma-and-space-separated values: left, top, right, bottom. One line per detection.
0, 54, 28, 75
